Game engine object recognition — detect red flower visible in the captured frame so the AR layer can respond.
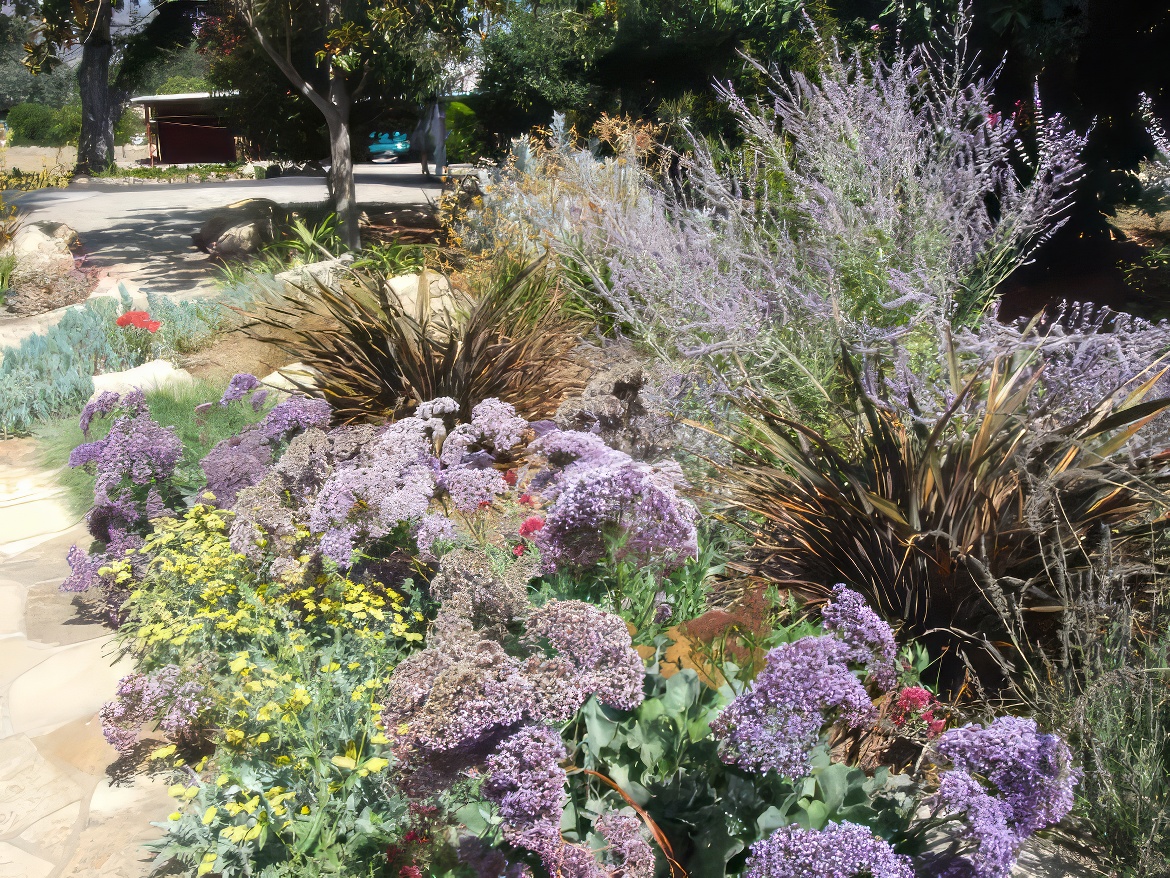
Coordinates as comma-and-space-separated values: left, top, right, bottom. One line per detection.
116, 310, 161, 333
399, 868, 423, 878
518, 516, 544, 537
513, 543, 527, 557
503, 469, 518, 486
518, 493, 537, 507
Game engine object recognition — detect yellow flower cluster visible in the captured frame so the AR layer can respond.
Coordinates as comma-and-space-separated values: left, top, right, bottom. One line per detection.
120, 504, 424, 657
266, 573, 423, 643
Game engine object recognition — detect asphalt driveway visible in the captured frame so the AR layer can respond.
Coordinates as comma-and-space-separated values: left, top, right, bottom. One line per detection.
6, 163, 443, 296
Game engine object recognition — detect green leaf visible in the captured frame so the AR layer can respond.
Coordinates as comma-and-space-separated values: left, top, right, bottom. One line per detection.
662, 669, 701, 714
814, 763, 849, 813
582, 697, 619, 750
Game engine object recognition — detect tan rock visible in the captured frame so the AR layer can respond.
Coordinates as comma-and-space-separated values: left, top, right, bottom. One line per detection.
262, 363, 321, 393
29, 716, 117, 778
7, 637, 134, 737
0, 636, 55, 692
0, 586, 22, 637
18, 799, 81, 852
59, 775, 170, 878
386, 269, 465, 327
274, 255, 353, 293
89, 360, 194, 401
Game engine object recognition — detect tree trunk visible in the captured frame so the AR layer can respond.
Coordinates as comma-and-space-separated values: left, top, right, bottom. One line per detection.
75, 4, 115, 175
326, 70, 360, 251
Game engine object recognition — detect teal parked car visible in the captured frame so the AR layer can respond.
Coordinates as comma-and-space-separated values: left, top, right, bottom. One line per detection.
369, 131, 410, 158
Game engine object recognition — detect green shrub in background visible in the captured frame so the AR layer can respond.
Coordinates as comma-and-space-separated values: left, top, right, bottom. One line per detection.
6, 100, 143, 146
446, 101, 488, 163
156, 74, 210, 95
5, 100, 80, 146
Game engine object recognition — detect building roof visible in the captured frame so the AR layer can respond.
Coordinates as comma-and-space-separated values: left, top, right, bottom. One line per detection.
130, 92, 238, 105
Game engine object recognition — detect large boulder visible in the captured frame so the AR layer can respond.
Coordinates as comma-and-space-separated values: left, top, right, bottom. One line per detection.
90, 360, 194, 400
192, 199, 285, 258
385, 270, 466, 332
274, 256, 354, 293
9, 222, 77, 270
555, 352, 674, 461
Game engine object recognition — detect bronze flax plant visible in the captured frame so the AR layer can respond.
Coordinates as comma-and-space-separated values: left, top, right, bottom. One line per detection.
246, 259, 586, 424
707, 348, 1170, 695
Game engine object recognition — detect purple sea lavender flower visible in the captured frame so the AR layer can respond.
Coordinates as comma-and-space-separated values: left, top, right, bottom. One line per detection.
443, 464, 509, 511
936, 716, 1077, 838
79, 390, 122, 437
934, 770, 1019, 878
310, 457, 436, 566
381, 639, 538, 754
470, 398, 528, 451
711, 635, 875, 778
821, 584, 898, 690
536, 461, 697, 572
484, 725, 567, 826
61, 544, 103, 592
100, 666, 210, 754
70, 407, 182, 537
200, 430, 272, 507
220, 373, 261, 405
743, 822, 914, 878
260, 396, 332, 441
415, 513, 457, 561
594, 812, 655, 878
524, 600, 645, 711
250, 388, 269, 412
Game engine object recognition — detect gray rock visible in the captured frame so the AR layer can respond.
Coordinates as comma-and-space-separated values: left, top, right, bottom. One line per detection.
192, 198, 284, 258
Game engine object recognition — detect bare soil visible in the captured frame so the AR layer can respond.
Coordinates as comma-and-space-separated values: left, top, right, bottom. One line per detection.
179, 325, 289, 385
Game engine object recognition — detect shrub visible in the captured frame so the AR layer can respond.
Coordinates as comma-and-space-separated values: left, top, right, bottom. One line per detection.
248, 260, 586, 423
5, 100, 80, 145
457, 16, 1085, 404
711, 349, 1170, 694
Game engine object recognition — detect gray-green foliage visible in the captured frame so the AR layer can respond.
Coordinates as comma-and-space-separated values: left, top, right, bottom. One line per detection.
0, 290, 231, 436
565, 666, 916, 876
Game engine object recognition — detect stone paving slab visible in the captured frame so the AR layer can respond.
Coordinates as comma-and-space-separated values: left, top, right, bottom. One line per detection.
0, 735, 85, 838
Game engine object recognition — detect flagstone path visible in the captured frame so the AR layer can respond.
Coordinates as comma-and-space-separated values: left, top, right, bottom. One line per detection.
0, 439, 171, 878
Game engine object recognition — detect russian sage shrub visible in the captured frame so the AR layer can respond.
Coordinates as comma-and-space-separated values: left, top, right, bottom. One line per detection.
463, 16, 1085, 399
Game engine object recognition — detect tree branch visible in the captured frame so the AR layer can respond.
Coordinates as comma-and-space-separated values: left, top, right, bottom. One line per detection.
240, 9, 334, 120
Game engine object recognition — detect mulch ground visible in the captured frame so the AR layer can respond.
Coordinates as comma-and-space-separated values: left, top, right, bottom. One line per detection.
361, 207, 443, 246
3, 260, 101, 318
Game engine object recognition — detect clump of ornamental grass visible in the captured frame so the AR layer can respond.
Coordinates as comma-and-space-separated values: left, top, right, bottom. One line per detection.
246, 258, 586, 423
709, 345, 1170, 695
